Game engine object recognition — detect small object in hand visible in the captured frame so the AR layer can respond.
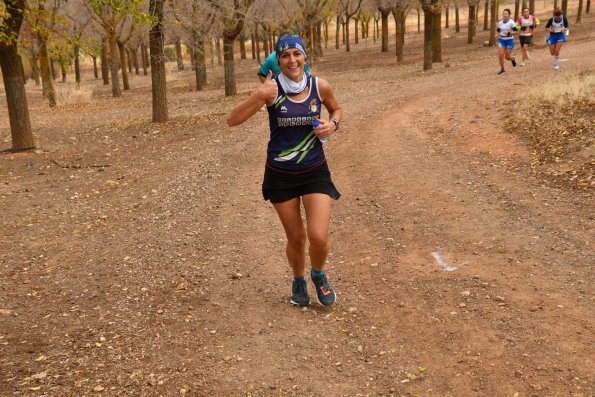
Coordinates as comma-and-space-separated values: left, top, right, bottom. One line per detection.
496, 28, 501, 32
521, 26, 527, 31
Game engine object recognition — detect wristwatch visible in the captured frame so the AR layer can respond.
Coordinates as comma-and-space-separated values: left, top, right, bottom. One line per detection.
331, 118, 340, 131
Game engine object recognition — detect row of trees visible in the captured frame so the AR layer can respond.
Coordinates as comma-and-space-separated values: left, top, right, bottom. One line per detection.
1, 0, 590, 151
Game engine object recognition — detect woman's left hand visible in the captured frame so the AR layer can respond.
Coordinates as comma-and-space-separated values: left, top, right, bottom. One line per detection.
313, 119, 335, 140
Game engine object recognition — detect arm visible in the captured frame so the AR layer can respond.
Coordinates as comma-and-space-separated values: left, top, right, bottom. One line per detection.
545, 18, 554, 32
563, 16, 569, 28
227, 71, 277, 127
314, 78, 343, 140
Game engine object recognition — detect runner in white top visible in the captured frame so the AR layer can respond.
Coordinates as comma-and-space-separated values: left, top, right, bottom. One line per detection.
496, 9, 518, 75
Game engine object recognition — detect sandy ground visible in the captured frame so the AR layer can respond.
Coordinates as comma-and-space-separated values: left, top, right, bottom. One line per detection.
1, 14, 594, 397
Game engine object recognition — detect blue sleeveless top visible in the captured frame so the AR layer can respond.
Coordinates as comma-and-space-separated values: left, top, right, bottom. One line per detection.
266, 75, 325, 172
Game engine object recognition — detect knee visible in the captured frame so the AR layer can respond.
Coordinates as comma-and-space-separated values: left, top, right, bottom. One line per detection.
287, 230, 307, 249
308, 230, 329, 249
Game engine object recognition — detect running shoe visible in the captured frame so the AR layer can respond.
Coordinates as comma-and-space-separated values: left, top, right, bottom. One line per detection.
311, 271, 336, 306
291, 277, 310, 306
498, 69, 505, 75
519, 62, 525, 67
553, 63, 560, 70
511, 57, 517, 67
526, 52, 531, 60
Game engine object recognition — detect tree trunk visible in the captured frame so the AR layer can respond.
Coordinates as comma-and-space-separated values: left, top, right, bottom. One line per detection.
250, 33, 256, 59
335, 15, 341, 49
223, 36, 236, 96
561, 0, 568, 15
239, 33, 247, 59
380, 10, 390, 52
101, 37, 109, 84
263, 30, 270, 56
127, 48, 133, 73
255, 30, 261, 63
455, 5, 460, 32
489, 0, 497, 46
189, 47, 195, 70
586, 0, 590, 13
554, 0, 558, 10
316, 21, 323, 56
60, 64, 66, 83
175, 36, 184, 70
118, 41, 130, 91
394, 6, 405, 62
577, 0, 583, 21
529, 0, 536, 13
483, 0, 489, 30
149, 0, 168, 122
215, 37, 222, 65
345, 17, 351, 51
74, 44, 81, 88
445, 5, 450, 28
132, 47, 139, 75
92, 55, 98, 79
423, 7, 433, 70
468, 4, 476, 43
107, 32, 121, 97
324, 20, 329, 48
354, 13, 360, 44
0, 0, 35, 150
37, 33, 56, 107
140, 39, 149, 76
30, 52, 40, 86
514, 0, 520, 19
50, 58, 57, 80
194, 35, 207, 90
418, 9, 422, 32
432, 11, 442, 62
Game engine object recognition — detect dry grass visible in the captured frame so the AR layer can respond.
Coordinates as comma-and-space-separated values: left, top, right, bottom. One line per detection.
509, 71, 594, 190
55, 84, 94, 107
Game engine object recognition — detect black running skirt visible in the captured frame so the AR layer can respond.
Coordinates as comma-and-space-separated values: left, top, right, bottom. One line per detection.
519, 36, 533, 46
262, 160, 341, 204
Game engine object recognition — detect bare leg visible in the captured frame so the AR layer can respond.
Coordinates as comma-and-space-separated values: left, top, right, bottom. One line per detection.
498, 47, 505, 68
302, 193, 332, 271
273, 198, 307, 277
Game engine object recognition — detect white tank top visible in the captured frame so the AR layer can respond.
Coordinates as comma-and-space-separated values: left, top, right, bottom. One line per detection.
551, 16, 565, 33
519, 15, 534, 36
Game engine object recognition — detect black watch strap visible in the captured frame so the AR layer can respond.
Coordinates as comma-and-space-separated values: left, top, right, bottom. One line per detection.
331, 118, 339, 131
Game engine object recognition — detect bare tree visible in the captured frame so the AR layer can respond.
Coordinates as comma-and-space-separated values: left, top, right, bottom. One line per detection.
375, 0, 396, 52
84, 0, 144, 97
1, 0, 35, 150
208, 0, 255, 96
149, 0, 168, 122
339, 0, 364, 51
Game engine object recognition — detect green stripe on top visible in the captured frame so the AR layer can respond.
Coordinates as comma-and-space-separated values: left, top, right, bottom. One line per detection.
274, 96, 287, 109
277, 131, 314, 157
296, 140, 316, 164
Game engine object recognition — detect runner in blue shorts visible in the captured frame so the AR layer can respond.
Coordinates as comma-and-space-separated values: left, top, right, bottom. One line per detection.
496, 9, 518, 75
545, 7, 569, 70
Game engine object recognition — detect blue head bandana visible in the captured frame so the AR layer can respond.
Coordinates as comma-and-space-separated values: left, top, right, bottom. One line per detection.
275, 34, 307, 59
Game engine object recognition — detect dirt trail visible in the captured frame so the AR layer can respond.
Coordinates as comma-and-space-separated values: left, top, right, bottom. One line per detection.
1, 15, 594, 397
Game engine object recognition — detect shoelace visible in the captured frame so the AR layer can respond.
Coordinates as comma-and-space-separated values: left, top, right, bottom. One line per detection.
317, 275, 331, 291
294, 280, 307, 295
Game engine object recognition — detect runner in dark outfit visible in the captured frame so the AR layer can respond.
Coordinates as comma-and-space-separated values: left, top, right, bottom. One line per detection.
227, 34, 342, 307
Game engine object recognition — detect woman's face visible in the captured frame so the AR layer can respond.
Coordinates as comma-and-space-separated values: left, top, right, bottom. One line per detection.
278, 49, 305, 81
502, 10, 510, 19
523, 9, 530, 17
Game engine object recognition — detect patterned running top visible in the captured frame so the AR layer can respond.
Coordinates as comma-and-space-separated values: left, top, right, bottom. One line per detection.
266, 75, 325, 172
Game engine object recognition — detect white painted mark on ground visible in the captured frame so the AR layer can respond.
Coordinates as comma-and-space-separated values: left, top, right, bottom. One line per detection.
432, 252, 468, 272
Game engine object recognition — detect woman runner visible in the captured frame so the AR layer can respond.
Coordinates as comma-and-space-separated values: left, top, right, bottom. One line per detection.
545, 8, 569, 70
496, 9, 518, 75
227, 34, 342, 307
516, 8, 540, 67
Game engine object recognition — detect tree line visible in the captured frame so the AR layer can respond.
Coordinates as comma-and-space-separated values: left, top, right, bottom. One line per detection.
0, 0, 590, 151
